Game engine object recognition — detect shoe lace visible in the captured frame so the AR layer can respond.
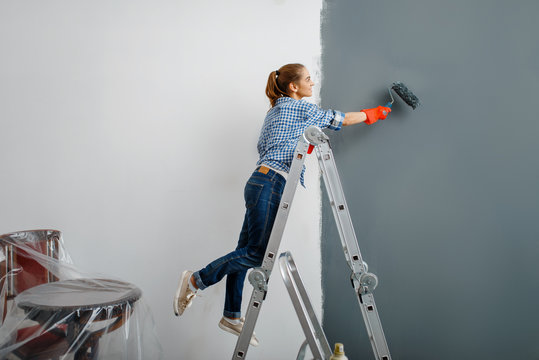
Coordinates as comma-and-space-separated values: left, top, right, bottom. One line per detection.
180, 291, 197, 309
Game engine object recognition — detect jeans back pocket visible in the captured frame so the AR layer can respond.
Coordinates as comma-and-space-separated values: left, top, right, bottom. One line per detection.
244, 181, 264, 209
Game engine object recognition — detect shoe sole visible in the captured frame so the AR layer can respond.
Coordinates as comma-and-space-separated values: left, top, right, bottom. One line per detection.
173, 270, 191, 316
218, 321, 259, 347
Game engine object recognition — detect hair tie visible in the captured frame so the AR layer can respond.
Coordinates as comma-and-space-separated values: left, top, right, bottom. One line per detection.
275, 70, 280, 76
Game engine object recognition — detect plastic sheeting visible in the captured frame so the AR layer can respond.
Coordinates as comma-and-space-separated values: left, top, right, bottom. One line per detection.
0, 229, 163, 359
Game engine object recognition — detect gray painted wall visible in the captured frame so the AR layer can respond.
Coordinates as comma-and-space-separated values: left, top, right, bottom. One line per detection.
320, 0, 539, 359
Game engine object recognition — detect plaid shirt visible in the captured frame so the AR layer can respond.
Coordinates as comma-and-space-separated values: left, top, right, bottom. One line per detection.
256, 97, 344, 186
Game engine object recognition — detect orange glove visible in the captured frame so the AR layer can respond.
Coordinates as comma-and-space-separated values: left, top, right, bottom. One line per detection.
361, 106, 392, 125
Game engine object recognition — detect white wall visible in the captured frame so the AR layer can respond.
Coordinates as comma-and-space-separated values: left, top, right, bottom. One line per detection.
0, 1, 324, 358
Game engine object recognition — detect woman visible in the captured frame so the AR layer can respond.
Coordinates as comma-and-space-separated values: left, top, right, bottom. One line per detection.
173, 63, 390, 345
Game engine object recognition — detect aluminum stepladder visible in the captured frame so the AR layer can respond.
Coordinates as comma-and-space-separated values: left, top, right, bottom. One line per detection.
233, 126, 391, 360
278, 250, 332, 360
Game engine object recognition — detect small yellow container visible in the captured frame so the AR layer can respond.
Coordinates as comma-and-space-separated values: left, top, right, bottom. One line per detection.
329, 343, 348, 360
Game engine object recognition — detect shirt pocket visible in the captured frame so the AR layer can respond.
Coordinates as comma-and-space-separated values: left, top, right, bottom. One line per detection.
244, 181, 264, 209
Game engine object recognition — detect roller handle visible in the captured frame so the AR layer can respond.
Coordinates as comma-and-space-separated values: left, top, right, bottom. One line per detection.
382, 102, 392, 117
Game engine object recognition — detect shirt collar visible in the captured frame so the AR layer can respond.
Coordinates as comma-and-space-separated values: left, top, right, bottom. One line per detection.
275, 96, 295, 105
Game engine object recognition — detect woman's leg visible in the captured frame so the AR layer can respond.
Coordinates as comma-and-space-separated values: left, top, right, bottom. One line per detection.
221, 171, 285, 318
224, 213, 249, 319
176, 170, 285, 318
194, 171, 285, 315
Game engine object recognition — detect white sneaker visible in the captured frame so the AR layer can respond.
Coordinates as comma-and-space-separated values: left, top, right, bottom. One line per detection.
218, 317, 260, 347
173, 270, 196, 316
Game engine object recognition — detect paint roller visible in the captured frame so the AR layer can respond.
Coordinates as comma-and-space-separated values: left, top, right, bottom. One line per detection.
381, 82, 420, 116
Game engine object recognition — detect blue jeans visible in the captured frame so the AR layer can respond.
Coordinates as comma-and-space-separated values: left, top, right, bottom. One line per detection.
192, 168, 286, 319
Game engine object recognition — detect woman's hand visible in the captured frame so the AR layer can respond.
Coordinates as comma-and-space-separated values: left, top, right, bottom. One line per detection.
344, 105, 391, 126
361, 106, 392, 125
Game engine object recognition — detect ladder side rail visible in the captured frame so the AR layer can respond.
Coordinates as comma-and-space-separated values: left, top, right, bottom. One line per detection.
287, 258, 332, 358
260, 140, 310, 274
316, 139, 392, 360
279, 251, 332, 360
232, 138, 311, 360
296, 340, 309, 360
316, 143, 365, 272
357, 293, 391, 360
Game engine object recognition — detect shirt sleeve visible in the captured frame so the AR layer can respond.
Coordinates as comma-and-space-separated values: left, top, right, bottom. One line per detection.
304, 101, 344, 131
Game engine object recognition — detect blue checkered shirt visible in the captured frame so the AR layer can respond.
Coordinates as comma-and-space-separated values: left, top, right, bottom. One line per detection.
256, 97, 344, 186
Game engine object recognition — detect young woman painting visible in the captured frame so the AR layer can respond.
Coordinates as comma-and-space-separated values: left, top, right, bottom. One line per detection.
173, 63, 391, 345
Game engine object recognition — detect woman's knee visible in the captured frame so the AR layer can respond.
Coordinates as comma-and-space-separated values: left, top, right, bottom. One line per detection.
244, 251, 264, 267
